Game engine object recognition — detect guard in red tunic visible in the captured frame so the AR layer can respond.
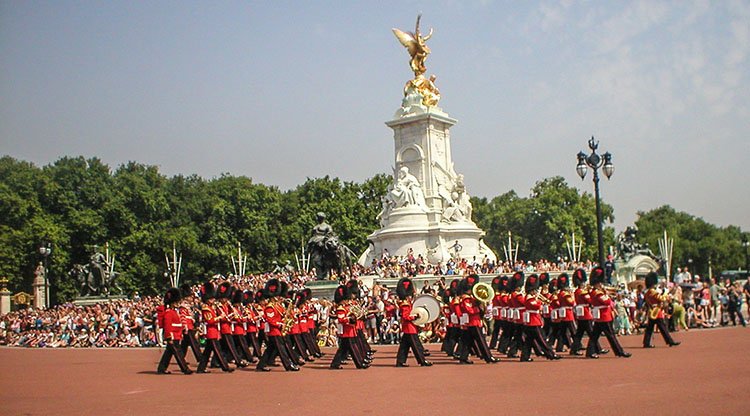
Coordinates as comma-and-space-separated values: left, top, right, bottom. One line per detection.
521, 275, 560, 362
506, 272, 526, 358
216, 282, 246, 368
230, 289, 256, 364
438, 286, 456, 355
157, 288, 193, 374
256, 279, 299, 372
442, 279, 462, 358
196, 282, 233, 373
299, 288, 323, 358
489, 276, 504, 349
642, 272, 680, 348
553, 274, 576, 352
570, 269, 606, 356
395, 278, 432, 367
330, 285, 369, 369
457, 275, 499, 364
178, 284, 202, 363
585, 267, 631, 359
539, 273, 553, 340
346, 279, 374, 363
495, 275, 513, 354
242, 290, 262, 360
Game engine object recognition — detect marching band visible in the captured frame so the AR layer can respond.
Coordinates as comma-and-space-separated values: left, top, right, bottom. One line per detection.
156, 267, 680, 374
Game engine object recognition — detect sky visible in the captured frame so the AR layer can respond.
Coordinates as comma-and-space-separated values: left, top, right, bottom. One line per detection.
1, 1, 749, 233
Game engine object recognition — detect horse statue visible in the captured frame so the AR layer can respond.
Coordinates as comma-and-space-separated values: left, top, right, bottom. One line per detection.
310, 235, 354, 281
69, 254, 123, 297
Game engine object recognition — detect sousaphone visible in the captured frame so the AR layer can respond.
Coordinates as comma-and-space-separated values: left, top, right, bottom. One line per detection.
412, 294, 441, 326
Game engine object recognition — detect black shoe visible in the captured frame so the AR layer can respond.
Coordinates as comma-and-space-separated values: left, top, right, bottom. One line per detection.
459, 359, 473, 365
396, 363, 409, 367
182, 369, 194, 375
157, 370, 171, 374
586, 354, 599, 359
361, 363, 371, 369
644, 345, 655, 348
196, 369, 211, 374
520, 357, 533, 362
330, 365, 343, 370
599, 349, 610, 355
570, 350, 583, 356
289, 366, 300, 371
669, 342, 681, 347
256, 367, 271, 372
421, 361, 433, 367
507, 353, 518, 358
423, 351, 431, 357
548, 354, 561, 360
222, 367, 234, 373
486, 357, 500, 363
618, 352, 632, 358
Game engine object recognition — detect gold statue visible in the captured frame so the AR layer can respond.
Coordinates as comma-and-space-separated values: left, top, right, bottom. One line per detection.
392, 14, 433, 77
393, 15, 441, 108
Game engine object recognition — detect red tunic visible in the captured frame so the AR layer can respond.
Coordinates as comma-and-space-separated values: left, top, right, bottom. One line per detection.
450, 297, 462, 327
574, 288, 594, 320
499, 293, 510, 321
522, 295, 544, 327
557, 289, 576, 322
460, 295, 483, 327
305, 305, 317, 332
509, 291, 526, 324
550, 293, 562, 323
645, 288, 667, 319
163, 308, 184, 341
201, 304, 220, 340
335, 305, 356, 338
178, 306, 195, 331
590, 289, 614, 323
491, 293, 503, 321
231, 304, 245, 335
400, 301, 419, 334
263, 302, 284, 336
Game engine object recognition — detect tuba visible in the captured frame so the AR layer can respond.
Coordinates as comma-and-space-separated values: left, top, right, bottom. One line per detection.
472, 282, 495, 304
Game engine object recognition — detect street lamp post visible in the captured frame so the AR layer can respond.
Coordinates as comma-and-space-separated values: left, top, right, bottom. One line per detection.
576, 136, 614, 268
38, 243, 51, 308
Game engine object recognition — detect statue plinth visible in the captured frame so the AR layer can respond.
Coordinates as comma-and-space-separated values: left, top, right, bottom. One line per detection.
359, 106, 497, 266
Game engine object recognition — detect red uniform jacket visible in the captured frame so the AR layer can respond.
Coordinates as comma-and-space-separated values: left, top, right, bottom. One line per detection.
163, 307, 183, 341
442, 304, 455, 327
231, 304, 245, 335
574, 288, 594, 320
450, 297, 462, 327
156, 305, 165, 328
550, 293, 562, 323
263, 301, 284, 337
218, 303, 233, 335
201, 304, 220, 340
509, 291, 526, 324
491, 293, 503, 321
499, 293, 510, 321
557, 289, 576, 322
590, 288, 614, 323
460, 295, 483, 327
335, 305, 356, 338
542, 292, 553, 318
305, 304, 317, 332
289, 306, 301, 335
523, 295, 544, 327
178, 305, 195, 331
400, 301, 419, 334
645, 288, 667, 319
245, 305, 259, 333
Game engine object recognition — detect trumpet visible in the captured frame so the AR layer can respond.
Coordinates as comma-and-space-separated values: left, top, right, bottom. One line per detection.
533, 292, 551, 304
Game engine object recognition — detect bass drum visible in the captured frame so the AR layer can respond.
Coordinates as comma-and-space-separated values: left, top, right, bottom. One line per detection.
411, 294, 441, 326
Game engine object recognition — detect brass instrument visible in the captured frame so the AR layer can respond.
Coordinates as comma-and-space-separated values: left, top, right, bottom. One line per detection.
348, 300, 368, 320
534, 292, 551, 304
471, 282, 495, 304
281, 298, 296, 336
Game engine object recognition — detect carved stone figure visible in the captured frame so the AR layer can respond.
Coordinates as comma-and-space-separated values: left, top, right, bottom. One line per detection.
387, 166, 427, 210
439, 173, 473, 223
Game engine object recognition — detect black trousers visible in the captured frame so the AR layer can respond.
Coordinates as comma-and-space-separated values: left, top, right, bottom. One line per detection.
507, 322, 525, 357
521, 326, 556, 360
257, 335, 295, 371
301, 331, 321, 356
462, 326, 494, 362
245, 332, 262, 358
551, 321, 575, 352
158, 340, 191, 373
587, 321, 626, 356
291, 333, 311, 361
489, 319, 503, 349
643, 318, 677, 346
497, 321, 513, 353
728, 308, 747, 326
220, 333, 242, 364
331, 337, 367, 368
571, 319, 602, 353
233, 334, 255, 362
197, 338, 231, 372
179, 329, 202, 363
396, 333, 429, 365
442, 326, 460, 356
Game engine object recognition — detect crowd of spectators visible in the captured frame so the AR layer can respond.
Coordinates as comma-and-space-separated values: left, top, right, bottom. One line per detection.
2, 261, 748, 349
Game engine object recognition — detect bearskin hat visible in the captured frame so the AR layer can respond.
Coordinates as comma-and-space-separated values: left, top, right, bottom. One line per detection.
645, 271, 659, 288
345, 279, 360, 298
589, 266, 605, 285
549, 278, 558, 293
511, 271, 525, 291
439, 288, 452, 304
525, 273, 540, 293
449, 279, 460, 293
301, 288, 312, 300
163, 287, 181, 305
500, 275, 510, 293
242, 290, 254, 305
217, 282, 233, 299
334, 285, 350, 304
179, 283, 194, 299
572, 268, 587, 287
254, 290, 264, 303
294, 290, 307, 307
539, 272, 550, 286
491, 276, 502, 292
263, 278, 282, 299
231, 288, 244, 304
396, 277, 415, 300
466, 274, 480, 288
557, 272, 570, 288
200, 281, 216, 302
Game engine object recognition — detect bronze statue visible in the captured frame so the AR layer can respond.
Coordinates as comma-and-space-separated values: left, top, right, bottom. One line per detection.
307, 212, 354, 280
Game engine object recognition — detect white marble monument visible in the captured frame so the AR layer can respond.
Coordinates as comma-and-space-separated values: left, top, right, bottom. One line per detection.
358, 16, 497, 267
